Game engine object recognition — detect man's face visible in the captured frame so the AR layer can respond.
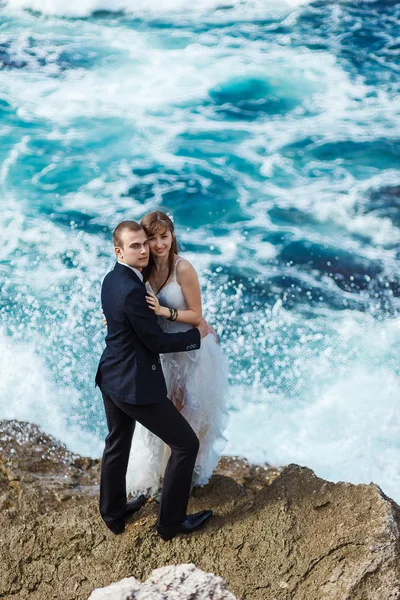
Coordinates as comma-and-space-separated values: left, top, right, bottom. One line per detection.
115, 228, 149, 270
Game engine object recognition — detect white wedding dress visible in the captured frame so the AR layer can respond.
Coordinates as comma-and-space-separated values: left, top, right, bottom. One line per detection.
126, 259, 229, 495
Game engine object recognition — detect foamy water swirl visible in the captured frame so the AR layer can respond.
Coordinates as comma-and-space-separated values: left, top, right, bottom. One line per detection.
0, 0, 400, 498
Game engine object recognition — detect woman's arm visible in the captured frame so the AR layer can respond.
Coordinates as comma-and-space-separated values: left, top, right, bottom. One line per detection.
125, 286, 203, 354
146, 259, 203, 326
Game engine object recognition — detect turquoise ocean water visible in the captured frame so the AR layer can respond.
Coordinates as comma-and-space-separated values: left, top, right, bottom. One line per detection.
1, 0, 400, 498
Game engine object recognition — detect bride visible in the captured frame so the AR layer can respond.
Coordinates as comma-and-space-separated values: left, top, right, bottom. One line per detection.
126, 211, 229, 495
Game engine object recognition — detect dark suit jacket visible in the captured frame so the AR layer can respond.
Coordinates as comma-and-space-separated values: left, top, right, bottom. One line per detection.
95, 262, 201, 405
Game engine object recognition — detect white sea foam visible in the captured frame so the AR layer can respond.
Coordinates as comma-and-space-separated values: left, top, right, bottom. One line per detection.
4, 0, 311, 18
0, 329, 103, 457
226, 313, 400, 501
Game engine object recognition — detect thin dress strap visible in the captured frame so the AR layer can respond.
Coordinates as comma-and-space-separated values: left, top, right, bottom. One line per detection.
173, 257, 182, 282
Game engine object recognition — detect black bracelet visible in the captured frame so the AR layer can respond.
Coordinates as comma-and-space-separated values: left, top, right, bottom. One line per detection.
167, 308, 178, 322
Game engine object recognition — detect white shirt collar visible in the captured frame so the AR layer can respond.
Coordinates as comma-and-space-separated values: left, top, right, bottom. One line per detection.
117, 260, 143, 282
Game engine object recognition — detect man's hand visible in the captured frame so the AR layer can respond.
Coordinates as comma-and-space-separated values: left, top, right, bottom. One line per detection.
197, 318, 210, 339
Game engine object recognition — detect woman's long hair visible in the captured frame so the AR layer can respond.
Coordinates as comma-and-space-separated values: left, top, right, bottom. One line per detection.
140, 211, 179, 292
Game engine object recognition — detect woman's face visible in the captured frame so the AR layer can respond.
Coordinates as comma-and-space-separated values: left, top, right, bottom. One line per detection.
147, 227, 173, 259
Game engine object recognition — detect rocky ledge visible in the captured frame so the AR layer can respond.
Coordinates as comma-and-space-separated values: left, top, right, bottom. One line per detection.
1, 419, 400, 599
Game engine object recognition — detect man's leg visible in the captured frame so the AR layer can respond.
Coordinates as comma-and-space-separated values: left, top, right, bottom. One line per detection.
100, 392, 135, 529
112, 397, 199, 527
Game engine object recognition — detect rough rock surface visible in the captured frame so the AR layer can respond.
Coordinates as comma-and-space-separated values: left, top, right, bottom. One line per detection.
88, 564, 237, 599
214, 455, 281, 492
1, 419, 400, 600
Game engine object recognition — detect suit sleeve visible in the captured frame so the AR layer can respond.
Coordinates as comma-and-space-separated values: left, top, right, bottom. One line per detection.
125, 286, 201, 354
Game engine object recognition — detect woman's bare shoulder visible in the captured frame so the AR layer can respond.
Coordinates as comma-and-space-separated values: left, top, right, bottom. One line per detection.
176, 257, 198, 279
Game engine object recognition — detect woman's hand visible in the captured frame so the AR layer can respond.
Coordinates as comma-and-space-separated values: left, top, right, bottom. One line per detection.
204, 319, 219, 344
103, 311, 107, 327
146, 292, 168, 317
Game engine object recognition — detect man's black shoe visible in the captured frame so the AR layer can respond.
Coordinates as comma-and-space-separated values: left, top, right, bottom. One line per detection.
157, 509, 213, 541
108, 521, 125, 535
126, 494, 147, 517
107, 495, 147, 535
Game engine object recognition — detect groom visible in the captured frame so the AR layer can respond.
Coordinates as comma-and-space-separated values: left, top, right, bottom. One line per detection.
96, 220, 212, 541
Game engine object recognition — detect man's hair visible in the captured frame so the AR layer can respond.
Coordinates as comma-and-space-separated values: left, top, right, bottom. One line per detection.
113, 221, 143, 248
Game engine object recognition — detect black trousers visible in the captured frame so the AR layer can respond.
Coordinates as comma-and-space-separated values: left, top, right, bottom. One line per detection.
100, 392, 199, 529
